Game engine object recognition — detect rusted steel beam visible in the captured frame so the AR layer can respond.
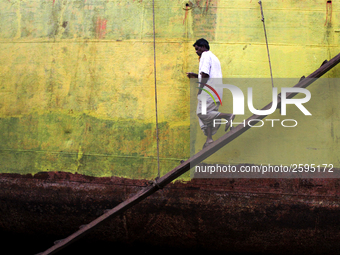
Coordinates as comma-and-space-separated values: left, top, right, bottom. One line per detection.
37, 52, 340, 255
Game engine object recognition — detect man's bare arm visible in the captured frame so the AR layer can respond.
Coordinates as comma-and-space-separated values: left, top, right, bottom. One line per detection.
197, 72, 209, 95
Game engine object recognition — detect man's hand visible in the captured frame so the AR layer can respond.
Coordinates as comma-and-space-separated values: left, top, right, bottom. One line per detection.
186, 72, 198, 78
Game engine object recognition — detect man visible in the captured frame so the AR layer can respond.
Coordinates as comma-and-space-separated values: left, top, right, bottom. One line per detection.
186, 38, 234, 149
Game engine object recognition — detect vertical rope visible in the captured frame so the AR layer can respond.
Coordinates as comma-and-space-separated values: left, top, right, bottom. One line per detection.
259, 1, 274, 88
152, 0, 160, 178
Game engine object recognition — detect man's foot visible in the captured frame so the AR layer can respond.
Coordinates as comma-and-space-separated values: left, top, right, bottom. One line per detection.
203, 139, 214, 149
225, 114, 235, 132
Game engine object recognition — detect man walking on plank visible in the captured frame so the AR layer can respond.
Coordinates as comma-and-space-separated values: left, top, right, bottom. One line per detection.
186, 38, 235, 149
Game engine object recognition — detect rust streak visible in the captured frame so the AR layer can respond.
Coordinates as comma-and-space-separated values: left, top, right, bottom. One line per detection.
325, 1, 332, 26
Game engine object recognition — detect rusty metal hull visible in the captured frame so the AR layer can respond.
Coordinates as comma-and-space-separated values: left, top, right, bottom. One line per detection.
1, 172, 340, 254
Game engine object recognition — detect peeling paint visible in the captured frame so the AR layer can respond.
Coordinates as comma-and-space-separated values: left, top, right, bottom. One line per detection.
96, 17, 107, 39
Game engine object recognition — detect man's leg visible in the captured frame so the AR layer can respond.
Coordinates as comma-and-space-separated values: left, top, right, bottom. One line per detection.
217, 113, 233, 121
205, 125, 214, 145
203, 112, 234, 148
216, 113, 235, 131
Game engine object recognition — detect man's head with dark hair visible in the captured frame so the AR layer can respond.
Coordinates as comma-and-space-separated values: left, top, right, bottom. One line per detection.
193, 38, 210, 56
193, 38, 210, 50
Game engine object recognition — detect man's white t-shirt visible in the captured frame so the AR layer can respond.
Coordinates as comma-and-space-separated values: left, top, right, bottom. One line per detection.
198, 51, 223, 102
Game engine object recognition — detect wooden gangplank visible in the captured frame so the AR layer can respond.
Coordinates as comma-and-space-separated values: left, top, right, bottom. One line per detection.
37, 53, 340, 255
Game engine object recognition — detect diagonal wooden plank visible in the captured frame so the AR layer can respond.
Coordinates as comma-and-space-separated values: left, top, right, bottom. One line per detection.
37, 52, 340, 255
